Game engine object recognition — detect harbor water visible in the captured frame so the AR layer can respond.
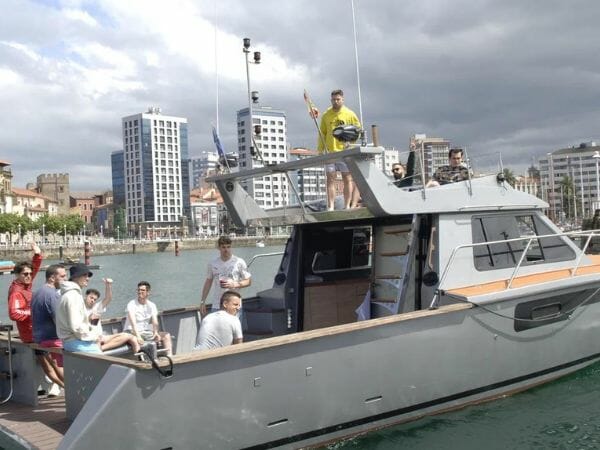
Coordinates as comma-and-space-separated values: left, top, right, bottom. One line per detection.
322, 361, 600, 449
0, 245, 283, 324
2, 246, 600, 449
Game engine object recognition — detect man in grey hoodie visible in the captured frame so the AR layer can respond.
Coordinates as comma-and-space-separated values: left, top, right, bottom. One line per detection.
56, 263, 102, 353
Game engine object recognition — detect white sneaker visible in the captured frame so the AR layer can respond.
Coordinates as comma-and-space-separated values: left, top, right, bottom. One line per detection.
47, 383, 61, 398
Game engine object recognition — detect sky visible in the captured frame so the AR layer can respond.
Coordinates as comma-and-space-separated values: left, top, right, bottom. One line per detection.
1, 0, 600, 191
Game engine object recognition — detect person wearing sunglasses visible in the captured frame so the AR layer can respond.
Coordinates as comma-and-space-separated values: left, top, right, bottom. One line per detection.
8, 242, 43, 343
392, 142, 416, 189
7, 243, 62, 395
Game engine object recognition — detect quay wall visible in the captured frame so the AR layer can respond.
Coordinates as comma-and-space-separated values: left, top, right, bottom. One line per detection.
0, 236, 289, 261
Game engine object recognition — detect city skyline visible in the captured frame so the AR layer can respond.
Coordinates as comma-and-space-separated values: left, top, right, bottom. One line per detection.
2, 0, 600, 191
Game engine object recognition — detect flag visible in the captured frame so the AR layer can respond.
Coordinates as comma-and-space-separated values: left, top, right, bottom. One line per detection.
212, 126, 226, 160
212, 126, 230, 171
303, 89, 319, 118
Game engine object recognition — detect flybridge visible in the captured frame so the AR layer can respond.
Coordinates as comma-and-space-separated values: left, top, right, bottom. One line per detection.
206, 145, 548, 228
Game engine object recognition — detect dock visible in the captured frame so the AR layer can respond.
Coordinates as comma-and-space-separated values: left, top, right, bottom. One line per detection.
0, 396, 68, 449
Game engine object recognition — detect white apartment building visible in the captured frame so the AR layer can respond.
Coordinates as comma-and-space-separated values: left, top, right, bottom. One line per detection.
190, 150, 219, 189
121, 107, 191, 228
373, 147, 400, 177
538, 142, 600, 220
237, 106, 288, 209
288, 148, 326, 205
411, 134, 451, 180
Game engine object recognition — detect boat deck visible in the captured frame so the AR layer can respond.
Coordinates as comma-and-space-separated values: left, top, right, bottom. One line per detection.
0, 396, 68, 449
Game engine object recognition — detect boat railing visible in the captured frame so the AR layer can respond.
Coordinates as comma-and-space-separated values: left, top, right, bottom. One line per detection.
431, 229, 600, 307
247, 251, 284, 268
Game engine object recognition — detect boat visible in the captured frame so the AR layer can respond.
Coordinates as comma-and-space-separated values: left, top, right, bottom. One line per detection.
0, 260, 15, 274
256, 240, 266, 247
2, 145, 600, 449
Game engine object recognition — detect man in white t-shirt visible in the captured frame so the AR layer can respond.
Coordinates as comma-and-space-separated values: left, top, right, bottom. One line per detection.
123, 281, 172, 356
195, 291, 243, 351
85, 278, 142, 354
200, 236, 251, 316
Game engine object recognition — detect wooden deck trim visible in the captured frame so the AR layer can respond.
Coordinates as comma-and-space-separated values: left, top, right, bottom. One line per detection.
172, 303, 472, 365
3, 302, 473, 370
446, 256, 600, 297
0, 336, 64, 356
0, 396, 69, 450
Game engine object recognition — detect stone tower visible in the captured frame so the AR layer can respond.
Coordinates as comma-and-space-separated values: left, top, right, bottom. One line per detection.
36, 173, 70, 215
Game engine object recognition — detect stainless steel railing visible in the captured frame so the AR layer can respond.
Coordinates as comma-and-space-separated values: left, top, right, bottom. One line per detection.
430, 229, 600, 308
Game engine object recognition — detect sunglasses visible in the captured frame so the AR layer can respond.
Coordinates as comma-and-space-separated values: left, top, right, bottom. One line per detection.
392, 168, 403, 172
20, 272, 32, 276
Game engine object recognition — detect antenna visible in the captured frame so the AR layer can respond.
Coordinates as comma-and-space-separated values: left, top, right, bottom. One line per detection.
214, 0, 220, 134
351, 0, 365, 143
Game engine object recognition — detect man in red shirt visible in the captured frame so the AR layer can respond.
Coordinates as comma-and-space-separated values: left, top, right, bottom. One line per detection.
7, 243, 64, 393
8, 243, 43, 341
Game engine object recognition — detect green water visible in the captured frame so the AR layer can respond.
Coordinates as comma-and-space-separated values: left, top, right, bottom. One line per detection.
322, 362, 600, 450
0, 245, 283, 324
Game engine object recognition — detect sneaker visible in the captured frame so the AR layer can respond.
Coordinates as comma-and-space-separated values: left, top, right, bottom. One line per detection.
47, 383, 61, 398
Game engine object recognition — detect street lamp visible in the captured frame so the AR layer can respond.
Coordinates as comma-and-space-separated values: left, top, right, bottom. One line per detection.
243, 37, 261, 158
17, 223, 21, 245
593, 151, 600, 214
116, 225, 120, 241
41, 223, 45, 244
64, 224, 67, 243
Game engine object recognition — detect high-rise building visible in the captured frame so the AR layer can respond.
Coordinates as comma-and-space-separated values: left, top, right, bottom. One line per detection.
111, 150, 125, 207
410, 134, 451, 181
121, 107, 191, 230
288, 148, 326, 205
237, 106, 288, 209
373, 147, 401, 177
538, 141, 600, 222
190, 150, 219, 189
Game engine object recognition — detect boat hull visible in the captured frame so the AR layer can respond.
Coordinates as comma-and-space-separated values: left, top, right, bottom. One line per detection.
59, 294, 600, 450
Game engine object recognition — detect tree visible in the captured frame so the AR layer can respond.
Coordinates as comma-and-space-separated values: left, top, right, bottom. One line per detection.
0, 213, 32, 243
502, 168, 516, 187
63, 214, 85, 236
559, 175, 581, 220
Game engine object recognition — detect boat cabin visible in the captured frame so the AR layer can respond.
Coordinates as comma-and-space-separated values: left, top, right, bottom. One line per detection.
207, 145, 593, 340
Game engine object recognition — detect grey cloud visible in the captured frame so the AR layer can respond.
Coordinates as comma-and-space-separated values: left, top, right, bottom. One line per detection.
2, 0, 600, 190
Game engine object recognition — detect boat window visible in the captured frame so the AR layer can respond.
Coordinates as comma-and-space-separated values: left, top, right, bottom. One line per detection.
472, 214, 575, 271
306, 226, 372, 276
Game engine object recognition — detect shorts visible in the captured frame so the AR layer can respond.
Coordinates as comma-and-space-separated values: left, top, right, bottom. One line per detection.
63, 339, 102, 354
40, 339, 64, 366
126, 330, 155, 341
325, 162, 349, 173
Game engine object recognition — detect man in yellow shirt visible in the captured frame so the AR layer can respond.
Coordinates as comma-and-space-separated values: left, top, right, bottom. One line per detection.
315, 89, 361, 210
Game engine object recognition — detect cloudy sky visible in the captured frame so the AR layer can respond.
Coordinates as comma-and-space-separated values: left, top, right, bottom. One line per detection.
1, 0, 600, 191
